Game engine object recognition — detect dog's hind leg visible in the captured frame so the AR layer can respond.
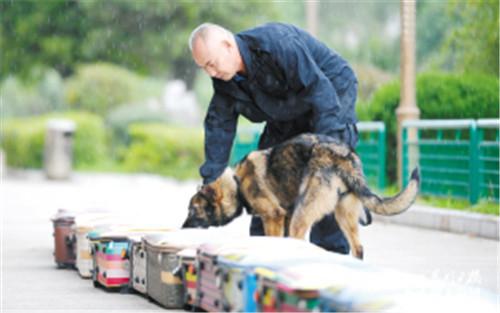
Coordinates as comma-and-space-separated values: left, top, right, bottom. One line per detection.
336, 194, 364, 259
289, 172, 340, 240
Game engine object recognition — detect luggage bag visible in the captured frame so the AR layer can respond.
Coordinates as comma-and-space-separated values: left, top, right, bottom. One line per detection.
144, 229, 226, 309
51, 209, 76, 268
129, 228, 171, 295
216, 237, 328, 312
72, 212, 115, 278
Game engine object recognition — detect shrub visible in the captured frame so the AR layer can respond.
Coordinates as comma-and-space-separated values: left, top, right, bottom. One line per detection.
1, 117, 45, 168
357, 72, 499, 183
122, 123, 203, 180
106, 103, 170, 159
351, 64, 394, 102
64, 62, 163, 116
1, 69, 65, 118
1, 111, 107, 169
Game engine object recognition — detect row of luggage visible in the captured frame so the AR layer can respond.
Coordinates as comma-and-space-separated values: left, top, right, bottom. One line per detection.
52, 209, 496, 312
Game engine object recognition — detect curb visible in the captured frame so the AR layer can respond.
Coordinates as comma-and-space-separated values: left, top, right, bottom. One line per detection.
374, 204, 499, 240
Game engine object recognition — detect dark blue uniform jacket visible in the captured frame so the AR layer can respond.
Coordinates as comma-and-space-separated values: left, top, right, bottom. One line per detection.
201, 23, 358, 184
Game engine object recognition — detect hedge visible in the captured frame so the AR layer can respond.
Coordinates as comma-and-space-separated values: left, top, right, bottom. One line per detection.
64, 62, 163, 116
1, 112, 107, 168
357, 72, 499, 183
122, 123, 204, 180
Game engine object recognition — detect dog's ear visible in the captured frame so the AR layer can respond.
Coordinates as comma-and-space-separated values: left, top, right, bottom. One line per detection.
200, 185, 216, 201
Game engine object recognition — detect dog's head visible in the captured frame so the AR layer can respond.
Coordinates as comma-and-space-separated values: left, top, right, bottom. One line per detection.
182, 168, 243, 229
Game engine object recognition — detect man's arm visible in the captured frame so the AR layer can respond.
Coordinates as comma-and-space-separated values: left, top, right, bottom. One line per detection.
199, 89, 238, 185
274, 36, 356, 135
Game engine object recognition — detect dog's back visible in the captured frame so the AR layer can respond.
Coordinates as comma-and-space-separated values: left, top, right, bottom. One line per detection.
263, 133, 356, 209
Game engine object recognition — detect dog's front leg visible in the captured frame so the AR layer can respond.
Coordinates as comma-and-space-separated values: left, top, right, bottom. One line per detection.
261, 213, 286, 237
238, 173, 287, 237
246, 197, 287, 237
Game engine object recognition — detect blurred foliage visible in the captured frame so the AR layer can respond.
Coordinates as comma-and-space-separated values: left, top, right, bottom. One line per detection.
122, 123, 203, 180
1, 111, 107, 168
316, 0, 498, 77
192, 69, 213, 112
317, 1, 400, 72
442, 0, 499, 76
64, 62, 163, 115
1, 116, 45, 168
351, 64, 394, 102
0, 0, 280, 86
358, 72, 499, 183
416, 0, 459, 70
1, 0, 498, 187
0, 0, 88, 78
0, 68, 65, 118
106, 102, 170, 158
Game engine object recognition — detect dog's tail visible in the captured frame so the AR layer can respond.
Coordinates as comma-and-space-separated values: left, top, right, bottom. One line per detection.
350, 167, 420, 216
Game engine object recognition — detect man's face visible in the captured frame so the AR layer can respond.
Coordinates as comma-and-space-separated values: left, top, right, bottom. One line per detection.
192, 34, 239, 81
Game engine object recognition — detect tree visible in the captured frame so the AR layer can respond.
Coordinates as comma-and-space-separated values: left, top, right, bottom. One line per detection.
416, 0, 459, 70
0, 0, 88, 79
443, 0, 499, 76
0, 0, 280, 85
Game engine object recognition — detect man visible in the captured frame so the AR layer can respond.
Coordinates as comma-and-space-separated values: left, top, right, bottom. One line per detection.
189, 22, 361, 255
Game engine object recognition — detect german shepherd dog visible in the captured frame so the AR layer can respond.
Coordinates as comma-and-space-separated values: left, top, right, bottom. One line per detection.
182, 133, 419, 259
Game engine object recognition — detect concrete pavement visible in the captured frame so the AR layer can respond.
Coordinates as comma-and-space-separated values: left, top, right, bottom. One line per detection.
1, 170, 498, 312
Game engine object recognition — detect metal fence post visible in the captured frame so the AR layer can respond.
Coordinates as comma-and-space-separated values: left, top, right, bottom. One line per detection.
378, 126, 386, 190
469, 122, 479, 204
402, 127, 408, 187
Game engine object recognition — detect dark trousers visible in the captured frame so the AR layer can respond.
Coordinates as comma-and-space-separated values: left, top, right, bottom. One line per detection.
249, 117, 358, 255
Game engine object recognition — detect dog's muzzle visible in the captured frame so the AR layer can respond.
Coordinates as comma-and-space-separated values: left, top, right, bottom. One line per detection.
181, 216, 210, 229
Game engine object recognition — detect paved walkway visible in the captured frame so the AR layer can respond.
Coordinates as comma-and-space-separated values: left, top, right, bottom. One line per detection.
1, 171, 498, 312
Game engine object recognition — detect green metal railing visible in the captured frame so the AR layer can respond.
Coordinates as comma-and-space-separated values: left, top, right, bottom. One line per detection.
402, 119, 499, 204
229, 122, 387, 191
477, 119, 500, 202
356, 122, 386, 190
229, 126, 262, 166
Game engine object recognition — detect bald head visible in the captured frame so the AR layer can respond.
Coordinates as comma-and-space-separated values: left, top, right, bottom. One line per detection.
188, 23, 233, 51
189, 23, 245, 81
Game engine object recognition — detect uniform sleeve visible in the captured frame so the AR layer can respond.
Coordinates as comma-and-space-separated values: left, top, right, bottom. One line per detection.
274, 36, 345, 135
199, 89, 238, 184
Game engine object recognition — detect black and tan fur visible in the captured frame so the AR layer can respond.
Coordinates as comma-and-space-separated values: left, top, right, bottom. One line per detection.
182, 133, 419, 259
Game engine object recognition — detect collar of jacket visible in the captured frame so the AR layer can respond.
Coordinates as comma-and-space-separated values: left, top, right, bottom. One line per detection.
235, 34, 255, 80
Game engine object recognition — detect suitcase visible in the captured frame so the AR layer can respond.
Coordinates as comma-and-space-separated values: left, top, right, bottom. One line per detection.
144, 229, 227, 309
91, 228, 170, 291
130, 236, 148, 294
91, 232, 131, 289
177, 248, 198, 307
251, 251, 362, 312
128, 228, 171, 295
254, 267, 280, 312
197, 240, 259, 312
72, 212, 115, 278
273, 257, 382, 312
315, 263, 499, 313
196, 237, 315, 312
51, 209, 76, 268
88, 225, 125, 288
216, 237, 328, 312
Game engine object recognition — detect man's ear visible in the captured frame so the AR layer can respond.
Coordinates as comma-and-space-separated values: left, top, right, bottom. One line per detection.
222, 38, 233, 50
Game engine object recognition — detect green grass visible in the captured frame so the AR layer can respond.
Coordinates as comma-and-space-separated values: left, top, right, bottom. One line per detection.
383, 185, 499, 215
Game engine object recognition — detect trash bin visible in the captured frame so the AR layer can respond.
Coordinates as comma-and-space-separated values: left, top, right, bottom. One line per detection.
44, 119, 76, 179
